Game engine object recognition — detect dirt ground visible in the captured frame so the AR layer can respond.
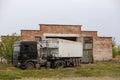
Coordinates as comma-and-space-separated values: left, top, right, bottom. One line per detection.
18, 77, 120, 80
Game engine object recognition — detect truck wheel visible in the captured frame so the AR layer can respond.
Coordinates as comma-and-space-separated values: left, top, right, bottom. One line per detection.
26, 62, 35, 70
55, 60, 65, 68
78, 58, 81, 66
45, 62, 51, 68
72, 59, 76, 67
76, 59, 79, 66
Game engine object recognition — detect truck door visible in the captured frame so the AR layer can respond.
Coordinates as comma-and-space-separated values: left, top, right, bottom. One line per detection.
13, 44, 20, 67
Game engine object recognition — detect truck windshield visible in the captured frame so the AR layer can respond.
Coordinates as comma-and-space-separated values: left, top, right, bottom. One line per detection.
14, 46, 20, 52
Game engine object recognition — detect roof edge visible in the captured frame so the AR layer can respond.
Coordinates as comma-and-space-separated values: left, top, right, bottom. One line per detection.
98, 37, 112, 38
82, 31, 97, 32
39, 24, 82, 27
21, 30, 39, 31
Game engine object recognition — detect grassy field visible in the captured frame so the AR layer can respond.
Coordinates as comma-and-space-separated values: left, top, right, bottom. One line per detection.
0, 57, 120, 80
19, 77, 120, 80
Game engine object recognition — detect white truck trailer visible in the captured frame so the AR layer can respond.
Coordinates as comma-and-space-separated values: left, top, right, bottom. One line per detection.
12, 38, 83, 69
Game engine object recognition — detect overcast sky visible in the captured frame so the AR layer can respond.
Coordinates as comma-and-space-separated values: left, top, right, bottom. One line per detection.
0, 0, 120, 44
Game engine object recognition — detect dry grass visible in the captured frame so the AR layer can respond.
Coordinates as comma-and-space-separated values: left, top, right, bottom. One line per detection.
18, 77, 120, 80
0, 58, 120, 80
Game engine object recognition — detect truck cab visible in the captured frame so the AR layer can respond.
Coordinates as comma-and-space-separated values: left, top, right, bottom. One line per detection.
12, 41, 38, 69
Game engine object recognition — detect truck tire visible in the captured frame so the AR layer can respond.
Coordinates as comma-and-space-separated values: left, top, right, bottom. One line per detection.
55, 60, 65, 68
26, 62, 35, 70
66, 59, 73, 67
78, 58, 81, 66
45, 61, 51, 68
76, 58, 79, 66
73, 59, 76, 67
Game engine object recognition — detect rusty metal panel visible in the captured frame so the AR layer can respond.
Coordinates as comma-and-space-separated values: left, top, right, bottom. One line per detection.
46, 39, 59, 48
84, 37, 93, 43
84, 43, 93, 49
81, 37, 93, 63
81, 50, 93, 63
40, 38, 59, 48
76, 37, 83, 42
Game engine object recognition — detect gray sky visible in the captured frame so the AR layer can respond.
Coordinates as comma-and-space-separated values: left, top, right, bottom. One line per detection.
0, 0, 120, 44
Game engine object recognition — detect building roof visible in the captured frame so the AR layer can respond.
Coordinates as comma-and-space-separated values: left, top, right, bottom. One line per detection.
39, 24, 82, 27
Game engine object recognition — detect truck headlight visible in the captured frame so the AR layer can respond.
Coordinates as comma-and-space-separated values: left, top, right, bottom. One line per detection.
18, 62, 21, 66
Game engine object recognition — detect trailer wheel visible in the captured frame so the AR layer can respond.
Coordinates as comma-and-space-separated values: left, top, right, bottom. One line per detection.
55, 60, 65, 68
26, 62, 35, 70
73, 59, 76, 67
78, 58, 81, 66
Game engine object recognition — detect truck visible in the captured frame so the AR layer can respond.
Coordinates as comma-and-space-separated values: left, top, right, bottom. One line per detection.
12, 38, 83, 69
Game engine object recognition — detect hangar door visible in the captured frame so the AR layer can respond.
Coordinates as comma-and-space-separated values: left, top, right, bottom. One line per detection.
81, 37, 93, 63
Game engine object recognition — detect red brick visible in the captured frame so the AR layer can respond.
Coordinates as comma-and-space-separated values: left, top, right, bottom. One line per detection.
21, 24, 112, 61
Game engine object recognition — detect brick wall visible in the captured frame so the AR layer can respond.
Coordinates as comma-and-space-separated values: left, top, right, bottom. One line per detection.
21, 24, 82, 40
81, 31, 112, 61
21, 24, 112, 61
81, 31, 97, 37
94, 37, 112, 61
21, 30, 42, 40
40, 24, 82, 34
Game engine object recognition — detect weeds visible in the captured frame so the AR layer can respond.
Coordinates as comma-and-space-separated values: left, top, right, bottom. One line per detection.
0, 60, 120, 80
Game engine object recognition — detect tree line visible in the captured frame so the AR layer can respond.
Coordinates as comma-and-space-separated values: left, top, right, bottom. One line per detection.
0, 33, 21, 63
112, 38, 120, 57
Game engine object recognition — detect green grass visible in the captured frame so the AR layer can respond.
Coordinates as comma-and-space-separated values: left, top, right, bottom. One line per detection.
0, 59, 120, 80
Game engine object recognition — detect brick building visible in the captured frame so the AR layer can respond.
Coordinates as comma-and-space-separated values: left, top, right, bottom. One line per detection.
21, 24, 112, 63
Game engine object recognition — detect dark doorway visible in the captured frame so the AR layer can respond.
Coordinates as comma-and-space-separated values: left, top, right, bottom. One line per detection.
81, 37, 93, 63
46, 36, 77, 41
